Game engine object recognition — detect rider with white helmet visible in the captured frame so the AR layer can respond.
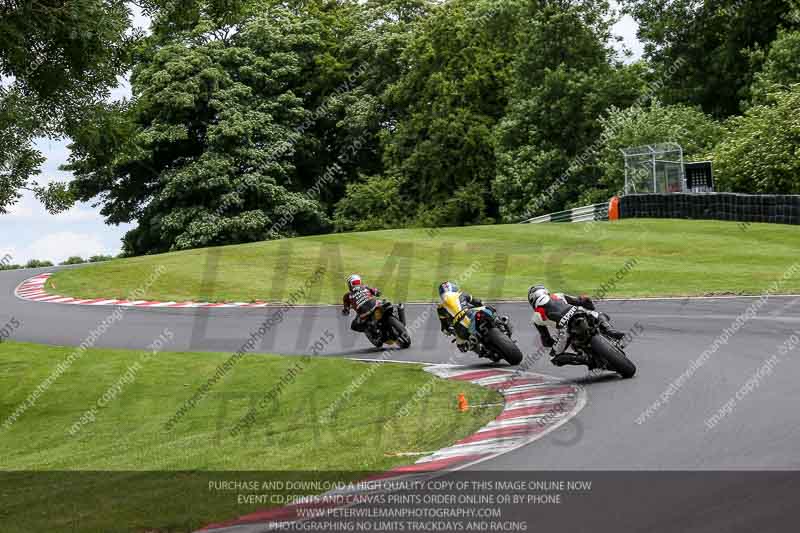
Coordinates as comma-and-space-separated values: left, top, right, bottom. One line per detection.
528, 284, 625, 366
342, 274, 381, 332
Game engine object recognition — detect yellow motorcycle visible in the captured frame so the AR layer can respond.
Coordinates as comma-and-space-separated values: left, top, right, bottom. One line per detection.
441, 293, 522, 365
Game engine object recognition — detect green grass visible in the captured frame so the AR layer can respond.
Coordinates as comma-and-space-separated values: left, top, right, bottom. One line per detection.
47, 219, 800, 303
0, 341, 501, 531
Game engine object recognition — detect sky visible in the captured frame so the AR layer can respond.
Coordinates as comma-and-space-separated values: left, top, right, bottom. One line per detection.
0, 6, 642, 265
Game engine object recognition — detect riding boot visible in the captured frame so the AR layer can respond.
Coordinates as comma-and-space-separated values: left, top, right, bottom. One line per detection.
599, 319, 626, 340
551, 352, 588, 367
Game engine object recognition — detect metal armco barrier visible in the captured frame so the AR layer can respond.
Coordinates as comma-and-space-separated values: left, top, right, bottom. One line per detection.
618, 193, 800, 225
523, 203, 609, 224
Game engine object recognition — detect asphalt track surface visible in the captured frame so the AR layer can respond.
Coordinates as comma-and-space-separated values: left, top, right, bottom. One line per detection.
3, 265, 800, 470
3, 266, 800, 531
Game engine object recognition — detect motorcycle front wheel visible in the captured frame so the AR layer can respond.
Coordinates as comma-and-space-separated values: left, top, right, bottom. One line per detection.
387, 316, 412, 349
486, 328, 523, 366
590, 335, 636, 378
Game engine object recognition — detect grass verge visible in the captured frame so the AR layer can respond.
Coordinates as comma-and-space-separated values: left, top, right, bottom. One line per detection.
0, 341, 501, 531
45, 219, 800, 304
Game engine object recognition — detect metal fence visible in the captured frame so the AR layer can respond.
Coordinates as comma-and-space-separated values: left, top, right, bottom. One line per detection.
523, 203, 609, 224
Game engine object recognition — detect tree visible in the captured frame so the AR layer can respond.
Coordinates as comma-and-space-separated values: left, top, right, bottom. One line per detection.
621, 0, 798, 118
712, 86, 800, 194
60, 256, 86, 265
748, 29, 800, 105
67, 4, 337, 254
0, 0, 133, 214
376, 0, 519, 227
316, 0, 433, 204
25, 259, 54, 268
333, 174, 407, 232
492, 1, 643, 220
66, 1, 428, 254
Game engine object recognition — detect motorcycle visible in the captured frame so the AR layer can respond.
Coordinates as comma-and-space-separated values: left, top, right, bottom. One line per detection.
563, 308, 636, 378
449, 303, 523, 366
364, 300, 412, 349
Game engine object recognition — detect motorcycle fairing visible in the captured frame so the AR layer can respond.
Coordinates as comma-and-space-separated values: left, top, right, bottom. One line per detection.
442, 292, 473, 329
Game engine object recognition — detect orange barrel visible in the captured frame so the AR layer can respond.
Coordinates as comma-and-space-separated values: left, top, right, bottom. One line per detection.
608, 196, 620, 221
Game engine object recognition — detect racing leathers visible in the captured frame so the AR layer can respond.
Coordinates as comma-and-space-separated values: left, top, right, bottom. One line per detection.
531, 293, 625, 366
438, 292, 483, 352
342, 286, 381, 332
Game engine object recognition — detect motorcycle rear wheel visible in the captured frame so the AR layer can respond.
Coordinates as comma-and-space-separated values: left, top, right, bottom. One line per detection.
590, 335, 636, 378
486, 328, 523, 366
365, 329, 384, 348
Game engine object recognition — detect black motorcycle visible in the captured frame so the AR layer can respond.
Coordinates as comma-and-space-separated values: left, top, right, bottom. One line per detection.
564, 308, 636, 378
453, 305, 523, 366
364, 300, 412, 349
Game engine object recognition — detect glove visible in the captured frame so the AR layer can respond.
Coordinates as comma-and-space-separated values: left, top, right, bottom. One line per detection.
341, 308, 349, 316
444, 326, 455, 336
457, 342, 469, 353
541, 336, 555, 348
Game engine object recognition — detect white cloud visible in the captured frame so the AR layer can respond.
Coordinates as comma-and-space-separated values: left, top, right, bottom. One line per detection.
56, 207, 104, 223
0, 245, 19, 263
5, 203, 35, 218
21, 232, 118, 264
33, 138, 73, 183
4, 184, 104, 223
612, 13, 644, 62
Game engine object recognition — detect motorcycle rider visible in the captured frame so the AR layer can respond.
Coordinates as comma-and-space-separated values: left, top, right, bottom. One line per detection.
437, 281, 483, 352
528, 284, 626, 366
342, 274, 381, 332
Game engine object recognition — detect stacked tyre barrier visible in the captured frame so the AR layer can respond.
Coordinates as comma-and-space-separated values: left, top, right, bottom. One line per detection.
618, 193, 800, 225
524, 203, 609, 224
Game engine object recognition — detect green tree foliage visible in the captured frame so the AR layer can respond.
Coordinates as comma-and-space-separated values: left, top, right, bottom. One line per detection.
66, 0, 431, 254
333, 174, 406, 232
712, 86, 800, 194
376, 0, 519, 227
24, 259, 54, 268
0, 0, 133, 213
621, 0, 798, 118
325, 0, 432, 194
274, 0, 433, 212
60, 256, 86, 265
492, 1, 643, 220
583, 102, 723, 203
749, 29, 800, 105
67, 3, 342, 254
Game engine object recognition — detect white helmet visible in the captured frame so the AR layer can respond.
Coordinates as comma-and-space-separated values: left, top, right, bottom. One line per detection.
528, 284, 550, 307
346, 274, 362, 291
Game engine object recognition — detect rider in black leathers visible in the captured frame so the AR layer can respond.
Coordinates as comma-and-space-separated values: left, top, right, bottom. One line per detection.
528, 284, 625, 366
342, 274, 381, 333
